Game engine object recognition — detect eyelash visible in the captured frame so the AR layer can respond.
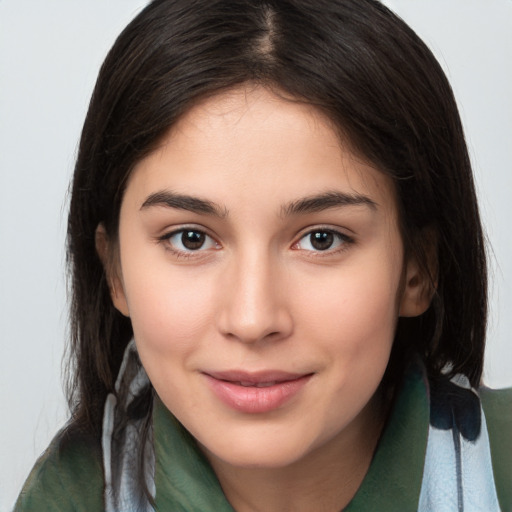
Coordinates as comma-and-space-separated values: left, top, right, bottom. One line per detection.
158, 227, 220, 259
158, 226, 354, 259
292, 228, 354, 256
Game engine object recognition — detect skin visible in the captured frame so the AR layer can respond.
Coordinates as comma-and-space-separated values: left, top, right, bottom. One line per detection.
98, 85, 430, 512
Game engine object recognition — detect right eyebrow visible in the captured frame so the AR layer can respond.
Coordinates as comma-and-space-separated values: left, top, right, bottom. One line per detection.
140, 190, 228, 218
281, 190, 378, 217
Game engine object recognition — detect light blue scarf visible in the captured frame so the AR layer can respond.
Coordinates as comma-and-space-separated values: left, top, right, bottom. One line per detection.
102, 341, 502, 511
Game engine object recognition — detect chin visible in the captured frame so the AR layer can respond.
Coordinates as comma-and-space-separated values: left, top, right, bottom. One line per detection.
207, 447, 309, 471
197, 425, 324, 470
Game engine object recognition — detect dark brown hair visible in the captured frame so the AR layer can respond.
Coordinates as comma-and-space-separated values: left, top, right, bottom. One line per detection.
67, 0, 487, 434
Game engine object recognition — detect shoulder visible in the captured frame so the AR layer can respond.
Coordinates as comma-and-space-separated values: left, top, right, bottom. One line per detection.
14, 424, 104, 512
480, 385, 512, 425
480, 386, 512, 510
480, 386, 512, 456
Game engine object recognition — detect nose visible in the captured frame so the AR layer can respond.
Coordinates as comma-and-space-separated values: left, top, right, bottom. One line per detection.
216, 250, 293, 344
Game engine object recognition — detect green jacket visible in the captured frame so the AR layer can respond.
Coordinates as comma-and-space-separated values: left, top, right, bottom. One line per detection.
14, 370, 512, 511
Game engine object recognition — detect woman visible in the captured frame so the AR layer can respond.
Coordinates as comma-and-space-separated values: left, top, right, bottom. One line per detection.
15, 0, 511, 510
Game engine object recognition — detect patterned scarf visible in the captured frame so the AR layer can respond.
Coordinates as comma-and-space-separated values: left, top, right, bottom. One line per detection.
102, 341, 502, 511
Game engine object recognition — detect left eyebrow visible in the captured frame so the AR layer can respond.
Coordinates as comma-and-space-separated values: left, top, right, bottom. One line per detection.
140, 190, 228, 218
281, 191, 378, 217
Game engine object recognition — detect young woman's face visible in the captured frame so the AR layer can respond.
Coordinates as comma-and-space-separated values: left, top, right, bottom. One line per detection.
110, 86, 425, 470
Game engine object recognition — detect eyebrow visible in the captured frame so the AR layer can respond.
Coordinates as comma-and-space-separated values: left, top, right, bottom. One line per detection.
140, 189, 377, 218
281, 191, 377, 217
140, 190, 228, 218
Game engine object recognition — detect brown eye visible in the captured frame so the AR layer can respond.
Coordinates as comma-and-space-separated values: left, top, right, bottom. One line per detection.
295, 229, 352, 253
309, 231, 334, 251
163, 228, 219, 253
182, 230, 206, 250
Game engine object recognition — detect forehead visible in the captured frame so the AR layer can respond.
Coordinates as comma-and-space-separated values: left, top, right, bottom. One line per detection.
125, 85, 397, 217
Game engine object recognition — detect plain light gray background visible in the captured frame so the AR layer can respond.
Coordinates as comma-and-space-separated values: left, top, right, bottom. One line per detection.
1, 1, 511, 510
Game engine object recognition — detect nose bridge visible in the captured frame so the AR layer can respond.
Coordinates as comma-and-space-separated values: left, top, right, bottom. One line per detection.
217, 245, 291, 343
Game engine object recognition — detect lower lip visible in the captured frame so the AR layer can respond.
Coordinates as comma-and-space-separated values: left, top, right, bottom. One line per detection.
204, 374, 312, 414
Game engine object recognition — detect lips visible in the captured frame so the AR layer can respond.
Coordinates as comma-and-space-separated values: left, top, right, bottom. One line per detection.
238, 381, 278, 388
203, 370, 313, 414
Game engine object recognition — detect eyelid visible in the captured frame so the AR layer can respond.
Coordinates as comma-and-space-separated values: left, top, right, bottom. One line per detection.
159, 225, 221, 256
292, 226, 355, 253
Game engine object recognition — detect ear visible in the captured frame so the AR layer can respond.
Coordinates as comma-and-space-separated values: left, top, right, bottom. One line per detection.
95, 224, 130, 317
399, 228, 438, 318
398, 255, 435, 317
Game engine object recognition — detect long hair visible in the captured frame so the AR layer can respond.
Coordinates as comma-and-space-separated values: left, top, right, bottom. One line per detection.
66, 0, 487, 435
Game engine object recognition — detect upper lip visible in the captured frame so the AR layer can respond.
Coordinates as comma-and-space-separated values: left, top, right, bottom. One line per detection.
203, 370, 311, 384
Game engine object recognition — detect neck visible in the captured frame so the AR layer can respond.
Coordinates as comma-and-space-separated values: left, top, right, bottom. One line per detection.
205, 392, 389, 512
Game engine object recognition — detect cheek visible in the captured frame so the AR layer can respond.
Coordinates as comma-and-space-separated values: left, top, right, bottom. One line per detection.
279, 254, 402, 445
304, 258, 400, 395
300, 261, 399, 341
121, 256, 218, 354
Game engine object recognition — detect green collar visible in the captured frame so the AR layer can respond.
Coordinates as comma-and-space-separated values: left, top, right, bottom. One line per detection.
153, 402, 236, 511
344, 364, 429, 511
153, 365, 429, 511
